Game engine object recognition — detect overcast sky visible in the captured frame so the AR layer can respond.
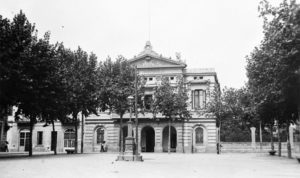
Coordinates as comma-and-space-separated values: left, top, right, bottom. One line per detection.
1, 0, 284, 88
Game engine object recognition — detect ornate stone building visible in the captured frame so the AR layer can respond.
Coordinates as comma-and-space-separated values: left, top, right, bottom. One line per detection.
5, 41, 220, 153
84, 41, 220, 153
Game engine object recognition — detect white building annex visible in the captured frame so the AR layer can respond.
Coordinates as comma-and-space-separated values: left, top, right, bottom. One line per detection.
5, 41, 220, 153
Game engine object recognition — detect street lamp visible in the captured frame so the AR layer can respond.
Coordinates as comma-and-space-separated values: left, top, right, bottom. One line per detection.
116, 66, 143, 161
116, 95, 142, 161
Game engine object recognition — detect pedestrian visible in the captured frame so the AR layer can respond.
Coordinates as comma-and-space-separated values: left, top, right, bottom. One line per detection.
103, 141, 107, 152
4, 141, 9, 152
216, 143, 222, 154
100, 141, 105, 152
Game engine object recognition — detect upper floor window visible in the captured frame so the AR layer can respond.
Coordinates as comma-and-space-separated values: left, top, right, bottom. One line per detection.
194, 76, 203, 80
144, 95, 153, 110
193, 90, 206, 109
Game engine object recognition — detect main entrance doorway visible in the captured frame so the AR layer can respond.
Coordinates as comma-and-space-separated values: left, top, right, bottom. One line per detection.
162, 126, 177, 152
141, 126, 155, 152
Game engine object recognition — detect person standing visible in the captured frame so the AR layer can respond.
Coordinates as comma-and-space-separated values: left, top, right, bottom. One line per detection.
4, 141, 9, 152
100, 141, 105, 152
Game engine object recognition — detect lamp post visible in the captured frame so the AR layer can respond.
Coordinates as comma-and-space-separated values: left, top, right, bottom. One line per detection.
117, 95, 134, 161
127, 95, 134, 139
116, 94, 143, 161
133, 65, 143, 161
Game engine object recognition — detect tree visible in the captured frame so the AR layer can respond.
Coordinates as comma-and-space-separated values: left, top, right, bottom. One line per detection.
98, 56, 136, 152
246, 0, 300, 158
207, 86, 259, 154
153, 77, 191, 153
15, 31, 59, 157
0, 11, 35, 135
59, 46, 99, 153
39, 42, 72, 155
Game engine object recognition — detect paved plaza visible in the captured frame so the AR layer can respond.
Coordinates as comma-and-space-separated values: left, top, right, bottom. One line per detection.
0, 153, 300, 178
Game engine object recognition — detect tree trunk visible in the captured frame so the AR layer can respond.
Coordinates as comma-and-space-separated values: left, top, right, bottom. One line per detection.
286, 121, 292, 159
74, 113, 78, 154
217, 121, 222, 154
119, 114, 123, 153
168, 118, 171, 154
278, 124, 281, 157
270, 125, 274, 151
81, 113, 84, 154
51, 119, 57, 155
182, 118, 185, 153
259, 122, 262, 151
28, 117, 34, 156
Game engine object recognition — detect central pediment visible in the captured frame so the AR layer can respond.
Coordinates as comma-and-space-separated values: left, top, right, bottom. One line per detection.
129, 41, 186, 69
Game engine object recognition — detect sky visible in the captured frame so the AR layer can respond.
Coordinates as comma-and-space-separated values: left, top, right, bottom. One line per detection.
0, 0, 284, 89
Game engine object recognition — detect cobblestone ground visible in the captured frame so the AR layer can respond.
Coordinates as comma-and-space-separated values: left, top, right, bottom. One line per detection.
0, 153, 300, 178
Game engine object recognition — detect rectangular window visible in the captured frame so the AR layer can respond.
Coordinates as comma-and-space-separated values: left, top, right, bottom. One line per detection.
37, 131, 43, 145
194, 90, 199, 109
20, 132, 25, 146
194, 90, 206, 109
20, 131, 30, 147
144, 95, 153, 110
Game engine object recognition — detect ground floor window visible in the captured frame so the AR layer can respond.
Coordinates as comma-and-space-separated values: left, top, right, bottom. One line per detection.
64, 129, 75, 148
20, 130, 30, 151
195, 127, 204, 144
96, 127, 105, 144
37, 131, 43, 145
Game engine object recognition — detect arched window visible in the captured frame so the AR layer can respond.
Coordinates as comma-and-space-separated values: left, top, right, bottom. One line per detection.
96, 127, 105, 144
195, 127, 204, 144
64, 129, 75, 148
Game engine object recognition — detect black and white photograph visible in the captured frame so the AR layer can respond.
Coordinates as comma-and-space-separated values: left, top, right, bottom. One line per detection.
0, 0, 300, 177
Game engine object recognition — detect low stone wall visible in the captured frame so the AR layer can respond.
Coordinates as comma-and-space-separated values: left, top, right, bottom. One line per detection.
221, 142, 300, 153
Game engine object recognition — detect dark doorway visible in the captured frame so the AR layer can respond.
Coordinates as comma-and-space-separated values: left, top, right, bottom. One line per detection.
141, 126, 155, 152
162, 126, 177, 152
51, 131, 57, 151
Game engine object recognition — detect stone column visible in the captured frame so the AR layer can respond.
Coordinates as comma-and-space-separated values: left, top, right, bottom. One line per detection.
154, 127, 162, 152
250, 127, 256, 150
